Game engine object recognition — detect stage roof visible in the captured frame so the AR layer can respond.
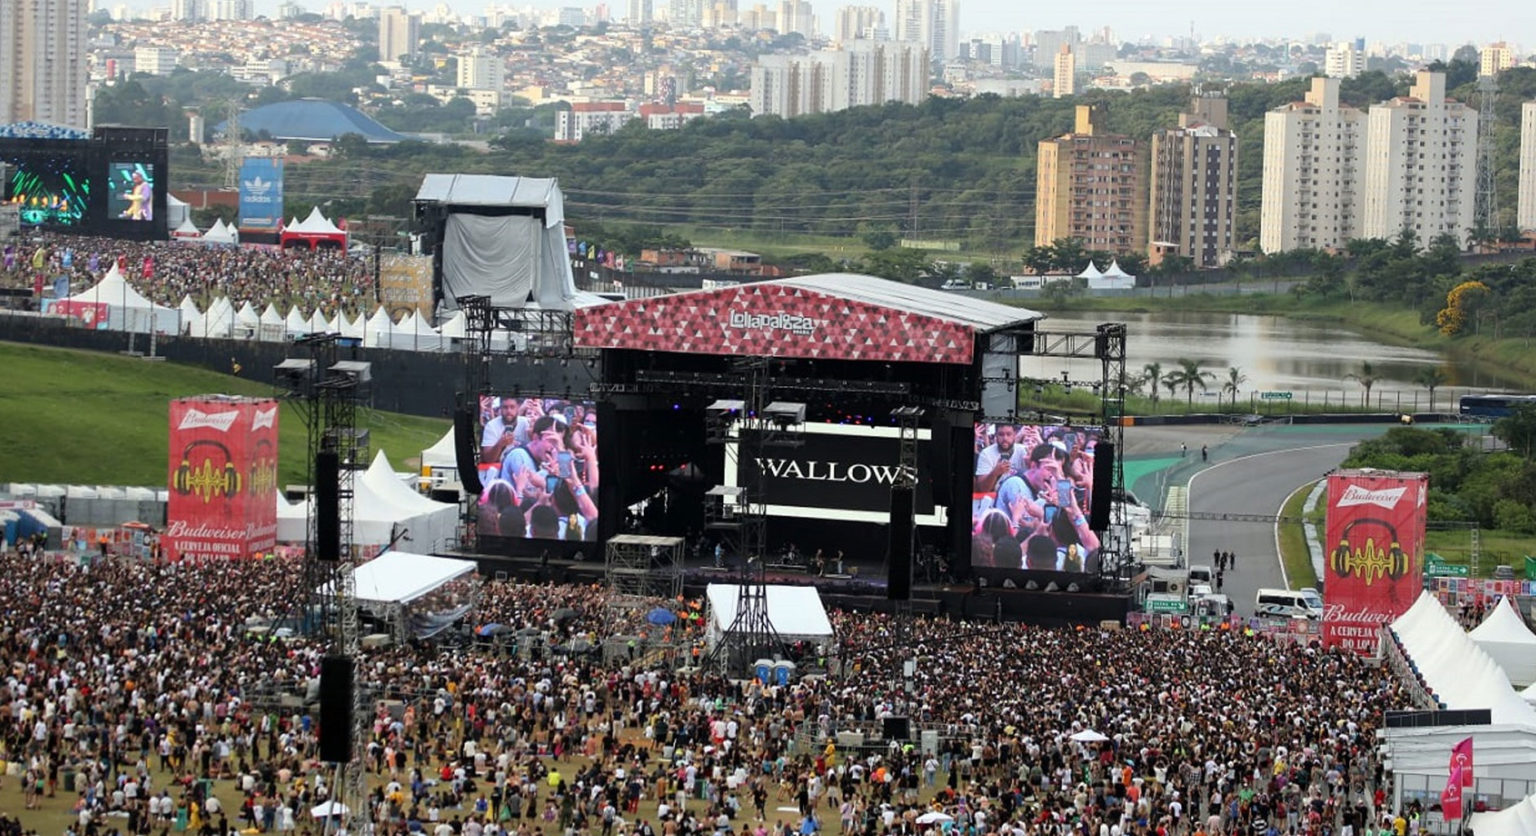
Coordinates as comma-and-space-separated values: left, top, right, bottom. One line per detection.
572, 273, 1041, 365
415, 173, 563, 208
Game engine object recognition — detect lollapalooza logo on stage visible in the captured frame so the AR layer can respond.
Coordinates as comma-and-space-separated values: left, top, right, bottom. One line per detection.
726, 309, 821, 337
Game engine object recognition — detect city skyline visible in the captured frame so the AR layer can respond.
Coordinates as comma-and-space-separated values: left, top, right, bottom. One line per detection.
103, 0, 1532, 47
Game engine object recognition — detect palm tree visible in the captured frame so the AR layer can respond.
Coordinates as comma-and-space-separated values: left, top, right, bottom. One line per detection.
1415, 367, 1448, 412
1143, 362, 1163, 408
1222, 366, 1249, 409
1346, 361, 1378, 408
1170, 358, 1216, 406
1161, 371, 1181, 405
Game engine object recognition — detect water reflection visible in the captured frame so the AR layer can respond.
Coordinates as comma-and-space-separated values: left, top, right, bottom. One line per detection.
1024, 311, 1524, 401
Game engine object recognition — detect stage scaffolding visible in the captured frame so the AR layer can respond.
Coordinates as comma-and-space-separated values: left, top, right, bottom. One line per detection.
604, 533, 685, 600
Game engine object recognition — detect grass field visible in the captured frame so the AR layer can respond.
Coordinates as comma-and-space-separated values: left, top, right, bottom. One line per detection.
1277, 480, 1320, 590
0, 342, 448, 488
1424, 528, 1533, 577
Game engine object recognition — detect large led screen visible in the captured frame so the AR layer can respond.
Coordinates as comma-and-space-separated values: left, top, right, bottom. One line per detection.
476, 395, 599, 541
106, 162, 155, 221
724, 422, 944, 525
6, 159, 89, 226
971, 423, 1102, 573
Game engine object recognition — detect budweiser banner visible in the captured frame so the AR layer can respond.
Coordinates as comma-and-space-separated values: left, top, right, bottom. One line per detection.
163, 397, 280, 560
1323, 469, 1429, 653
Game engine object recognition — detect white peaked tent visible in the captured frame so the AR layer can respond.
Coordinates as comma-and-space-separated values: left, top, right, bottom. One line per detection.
204, 296, 236, 339
1391, 592, 1536, 725
1076, 262, 1104, 280
286, 206, 346, 236
363, 306, 393, 348
307, 309, 329, 334
1522, 680, 1536, 705
284, 306, 310, 337
171, 216, 202, 239
1090, 259, 1136, 290
1471, 597, 1536, 688
275, 494, 308, 544
341, 311, 365, 341
234, 302, 261, 339
421, 426, 457, 473
706, 584, 834, 650
178, 296, 202, 335
58, 263, 180, 333
258, 303, 285, 342
203, 218, 238, 245
389, 310, 444, 352
1471, 792, 1536, 836
438, 310, 467, 341
362, 451, 457, 551
275, 476, 425, 551
325, 313, 342, 335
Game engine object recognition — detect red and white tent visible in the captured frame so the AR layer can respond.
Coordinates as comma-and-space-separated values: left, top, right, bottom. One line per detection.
280, 207, 348, 252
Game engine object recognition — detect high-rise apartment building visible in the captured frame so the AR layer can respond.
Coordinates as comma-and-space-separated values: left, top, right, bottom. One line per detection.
1324, 42, 1364, 78
894, 0, 957, 63
1031, 27, 1079, 69
1149, 95, 1238, 267
668, 0, 703, 26
1259, 77, 1365, 253
1362, 71, 1477, 246
134, 46, 179, 75
627, 0, 652, 24
833, 5, 882, 42
378, 6, 421, 63
775, 0, 812, 37
750, 41, 927, 118
1, 0, 89, 129
1480, 42, 1515, 77
1516, 102, 1536, 231
1052, 45, 1075, 99
171, 0, 202, 21
457, 45, 503, 90
1035, 104, 1146, 254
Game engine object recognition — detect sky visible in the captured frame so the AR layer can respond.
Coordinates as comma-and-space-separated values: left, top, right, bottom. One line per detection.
144, 0, 1527, 47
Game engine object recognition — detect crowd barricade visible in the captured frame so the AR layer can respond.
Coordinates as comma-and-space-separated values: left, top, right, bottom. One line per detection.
1125, 611, 1323, 646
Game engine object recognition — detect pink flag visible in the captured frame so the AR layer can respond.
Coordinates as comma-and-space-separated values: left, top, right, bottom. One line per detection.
1451, 737, 1473, 787
1442, 766, 1464, 820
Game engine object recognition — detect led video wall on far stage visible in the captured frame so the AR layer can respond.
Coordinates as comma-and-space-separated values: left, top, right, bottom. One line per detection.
475, 394, 600, 542
0, 126, 168, 240
971, 422, 1104, 575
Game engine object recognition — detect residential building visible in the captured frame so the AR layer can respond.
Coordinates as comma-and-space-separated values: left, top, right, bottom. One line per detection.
1516, 102, 1536, 231
1324, 42, 1363, 78
1052, 44, 1075, 99
669, 0, 703, 26
750, 40, 927, 118
1031, 27, 1079, 69
1035, 104, 1146, 255
134, 46, 179, 75
833, 5, 881, 43
894, 0, 957, 63
1480, 42, 1515, 77
640, 101, 704, 129
378, 6, 421, 62
554, 102, 635, 142
1362, 71, 1477, 246
1259, 77, 1365, 253
457, 44, 503, 90
206, 0, 253, 19
775, 0, 812, 37
626, 0, 651, 25
171, 0, 202, 21
1149, 95, 1238, 268
0, 0, 90, 128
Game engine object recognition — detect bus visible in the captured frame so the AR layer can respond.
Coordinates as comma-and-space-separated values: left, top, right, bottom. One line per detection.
1459, 394, 1536, 418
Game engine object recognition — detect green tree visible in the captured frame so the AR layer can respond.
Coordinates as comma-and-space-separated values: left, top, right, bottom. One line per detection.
1346, 361, 1378, 408
1494, 405, 1536, 459
1142, 362, 1163, 408
1222, 366, 1248, 409
1169, 358, 1216, 406
862, 229, 897, 251
1414, 367, 1448, 412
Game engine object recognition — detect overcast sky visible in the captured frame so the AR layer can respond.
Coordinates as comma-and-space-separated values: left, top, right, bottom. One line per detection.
166, 0, 1525, 47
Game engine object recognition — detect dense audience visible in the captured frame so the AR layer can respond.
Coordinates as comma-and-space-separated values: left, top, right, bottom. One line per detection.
1, 234, 375, 315
0, 549, 1415, 836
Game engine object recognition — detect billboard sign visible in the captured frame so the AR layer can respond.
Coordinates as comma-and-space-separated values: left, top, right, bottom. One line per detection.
238, 158, 284, 232
724, 422, 944, 525
971, 423, 1103, 574
163, 397, 280, 559
52, 300, 109, 328
1322, 469, 1429, 654
572, 282, 976, 365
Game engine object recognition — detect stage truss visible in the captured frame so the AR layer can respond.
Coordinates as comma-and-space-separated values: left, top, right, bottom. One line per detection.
604, 534, 685, 632
981, 323, 1130, 589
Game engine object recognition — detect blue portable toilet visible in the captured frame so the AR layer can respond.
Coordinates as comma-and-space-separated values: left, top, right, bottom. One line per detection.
772, 660, 796, 686
754, 659, 773, 683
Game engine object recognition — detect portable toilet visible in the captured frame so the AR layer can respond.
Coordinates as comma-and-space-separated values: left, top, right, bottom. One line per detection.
772, 660, 796, 686
754, 658, 773, 683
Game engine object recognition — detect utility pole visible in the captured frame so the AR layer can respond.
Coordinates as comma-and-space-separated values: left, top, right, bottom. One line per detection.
1474, 74, 1499, 242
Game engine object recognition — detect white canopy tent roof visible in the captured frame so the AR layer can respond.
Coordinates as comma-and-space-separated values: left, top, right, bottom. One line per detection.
308, 310, 329, 334
258, 303, 285, 341
421, 427, 457, 471
59, 263, 180, 333
386, 310, 445, 352
1391, 592, 1536, 725
203, 218, 238, 245
284, 306, 310, 336
1076, 262, 1104, 279
363, 306, 393, 348
287, 206, 346, 235
171, 216, 202, 238
438, 310, 468, 340
1470, 596, 1536, 688
319, 551, 475, 607
341, 311, 365, 340
361, 451, 457, 552
1103, 259, 1133, 279
178, 296, 201, 334
706, 583, 834, 646
1470, 792, 1536, 836
203, 297, 235, 339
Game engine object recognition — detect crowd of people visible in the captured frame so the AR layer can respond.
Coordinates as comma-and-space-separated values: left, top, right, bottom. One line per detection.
1, 234, 376, 316
0, 548, 1418, 836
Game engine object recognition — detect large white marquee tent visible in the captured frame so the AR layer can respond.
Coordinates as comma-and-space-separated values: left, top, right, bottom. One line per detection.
1469, 596, 1536, 688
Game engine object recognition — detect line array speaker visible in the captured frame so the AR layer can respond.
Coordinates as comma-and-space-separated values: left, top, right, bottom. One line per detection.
1089, 441, 1115, 532
315, 450, 340, 562
888, 486, 915, 600
318, 655, 354, 763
